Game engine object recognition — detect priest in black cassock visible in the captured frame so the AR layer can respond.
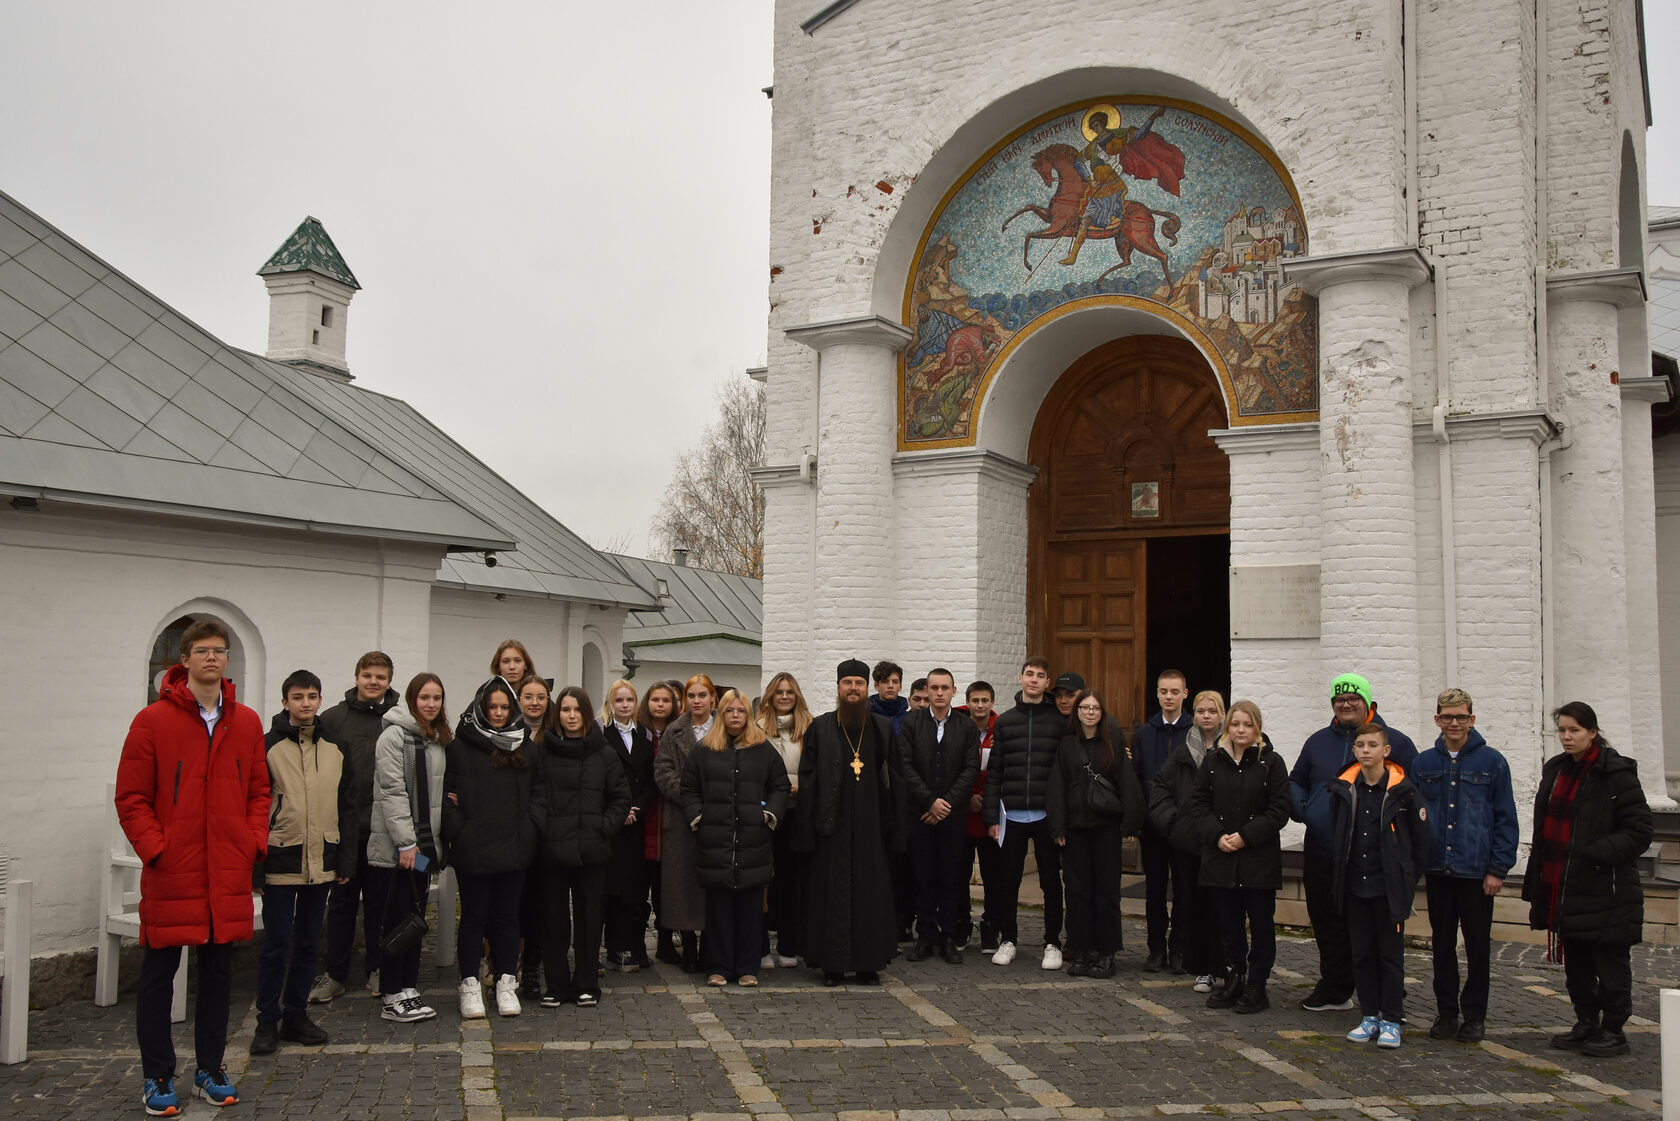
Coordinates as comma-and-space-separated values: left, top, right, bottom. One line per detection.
793, 659, 900, 985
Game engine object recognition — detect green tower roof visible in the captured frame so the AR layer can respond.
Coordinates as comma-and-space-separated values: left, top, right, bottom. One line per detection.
257, 216, 360, 290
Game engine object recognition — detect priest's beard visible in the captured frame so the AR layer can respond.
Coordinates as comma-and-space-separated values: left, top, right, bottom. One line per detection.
837, 696, 869, 733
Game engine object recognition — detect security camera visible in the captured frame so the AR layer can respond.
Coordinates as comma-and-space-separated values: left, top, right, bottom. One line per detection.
484, 551, 498, 568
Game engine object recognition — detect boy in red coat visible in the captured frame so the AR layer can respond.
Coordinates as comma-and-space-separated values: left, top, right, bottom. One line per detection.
116, 619, 269, 1115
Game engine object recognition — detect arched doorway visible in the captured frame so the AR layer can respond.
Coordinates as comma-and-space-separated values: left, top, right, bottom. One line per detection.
1027, 335, 1231, 726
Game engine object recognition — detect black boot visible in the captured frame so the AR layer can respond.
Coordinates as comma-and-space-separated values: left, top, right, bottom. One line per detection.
1089, 953, 1115, 980
278, 1011, 329, 1045
1580, 1026, 1630, 1058
1233, 982, 1270, 1015
1207, 971, 1245, 1009
656, 927, 680, 965
680, 930, 701, 973
1551, 1018, 1599, 1051
249, 1017, 279, 1055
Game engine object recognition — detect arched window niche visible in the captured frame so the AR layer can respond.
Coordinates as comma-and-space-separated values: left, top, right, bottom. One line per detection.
145, 599, 267, 714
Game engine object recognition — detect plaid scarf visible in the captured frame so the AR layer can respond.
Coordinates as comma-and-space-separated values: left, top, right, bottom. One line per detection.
1536, 744, 1599, 962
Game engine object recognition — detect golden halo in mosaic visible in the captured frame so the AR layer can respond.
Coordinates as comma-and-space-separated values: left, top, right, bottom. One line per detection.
1080, 103, 1124, 140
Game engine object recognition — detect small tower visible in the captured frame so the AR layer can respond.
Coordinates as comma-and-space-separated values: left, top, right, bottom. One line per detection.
258, 217, 361, 380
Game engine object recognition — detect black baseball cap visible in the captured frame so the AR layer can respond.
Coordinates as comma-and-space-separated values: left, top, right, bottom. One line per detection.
1053, 672, 1085, 694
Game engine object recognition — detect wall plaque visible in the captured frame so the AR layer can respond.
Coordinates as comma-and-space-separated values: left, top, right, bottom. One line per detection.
1229, 564, 1320, 639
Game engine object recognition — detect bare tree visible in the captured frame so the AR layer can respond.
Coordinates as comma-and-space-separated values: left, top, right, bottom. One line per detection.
650, 373, 766, 577
586, 527, 641, 556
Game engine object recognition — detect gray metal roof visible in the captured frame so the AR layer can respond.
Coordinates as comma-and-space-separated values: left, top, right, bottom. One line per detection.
615, 554, 763, 650
1652, 276, 1680, 361
0, 190, 656, 607
1650, 205, 1680, 229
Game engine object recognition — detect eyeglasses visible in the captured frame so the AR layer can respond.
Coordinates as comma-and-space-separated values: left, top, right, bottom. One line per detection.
1076, 705, 1103, 714
1332, 695, 1364, 705
1437, 714, 1473, 724
190, 647, 229, 658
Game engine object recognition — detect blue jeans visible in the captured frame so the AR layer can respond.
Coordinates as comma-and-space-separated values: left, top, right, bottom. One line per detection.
257, 882, 331, 1023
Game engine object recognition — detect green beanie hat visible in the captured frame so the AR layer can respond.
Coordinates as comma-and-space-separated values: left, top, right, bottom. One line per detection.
1330, 673, 1372, 706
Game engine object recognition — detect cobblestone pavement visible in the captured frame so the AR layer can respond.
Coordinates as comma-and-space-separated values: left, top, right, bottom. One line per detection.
5, 916, 1676, 1121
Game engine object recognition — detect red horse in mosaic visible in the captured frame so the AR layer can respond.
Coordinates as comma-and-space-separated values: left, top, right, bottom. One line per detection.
1002, 144, 1181, 286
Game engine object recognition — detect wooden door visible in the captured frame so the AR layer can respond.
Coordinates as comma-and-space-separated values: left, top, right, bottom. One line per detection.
1028, 336, 1230, 728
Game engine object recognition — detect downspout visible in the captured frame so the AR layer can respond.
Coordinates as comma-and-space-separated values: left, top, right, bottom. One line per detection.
1536, 0, 1556, 721
1431, 254, 1458, 684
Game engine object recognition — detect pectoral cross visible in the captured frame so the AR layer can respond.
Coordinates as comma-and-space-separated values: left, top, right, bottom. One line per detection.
850, 754, 864, 779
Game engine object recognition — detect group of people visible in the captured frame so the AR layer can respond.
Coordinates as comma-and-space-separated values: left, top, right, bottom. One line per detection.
113, 623, 1656, 1119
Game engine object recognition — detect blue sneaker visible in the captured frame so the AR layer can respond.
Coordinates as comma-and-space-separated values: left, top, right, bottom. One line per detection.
142, 1076, 180, 1116
1345, 1016, 1381, 1043
1377, 1020, 1403, 1049
193, 1066, 239, 1106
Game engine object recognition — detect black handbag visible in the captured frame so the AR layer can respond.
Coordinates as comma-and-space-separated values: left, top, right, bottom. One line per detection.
1084, 764, 1125, 817
380, 869, 429, 957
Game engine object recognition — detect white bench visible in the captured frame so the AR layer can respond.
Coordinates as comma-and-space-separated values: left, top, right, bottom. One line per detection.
97, 781, 264, 1022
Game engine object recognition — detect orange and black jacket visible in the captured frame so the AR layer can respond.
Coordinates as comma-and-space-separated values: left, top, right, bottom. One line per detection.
1327, 761, 1432, 927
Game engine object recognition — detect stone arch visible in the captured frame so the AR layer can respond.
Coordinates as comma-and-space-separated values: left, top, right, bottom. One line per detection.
146, 597, 267, 714
1619, 130, 1642, 269
580, 636, 606, 712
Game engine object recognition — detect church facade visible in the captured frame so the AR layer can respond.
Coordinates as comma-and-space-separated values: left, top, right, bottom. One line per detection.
757, 0, 1671, 823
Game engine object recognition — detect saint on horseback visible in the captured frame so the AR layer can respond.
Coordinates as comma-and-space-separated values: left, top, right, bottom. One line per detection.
1002, 103, 1187, 286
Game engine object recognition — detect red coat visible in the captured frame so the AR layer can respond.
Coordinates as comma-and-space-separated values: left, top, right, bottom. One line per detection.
115, 665, 270, 947
960, 707, 999, 839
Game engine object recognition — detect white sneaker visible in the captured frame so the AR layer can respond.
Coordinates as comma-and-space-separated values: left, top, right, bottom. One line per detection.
774, 954, 799, 968
458, 976, 486, 1019
760, 954, 777, 971
308, 973, 345, 1003
1041, 944, 1063, 970
494, 974, 522, 1017
991, 940, 1017, 965
1192, 974, 1215, 993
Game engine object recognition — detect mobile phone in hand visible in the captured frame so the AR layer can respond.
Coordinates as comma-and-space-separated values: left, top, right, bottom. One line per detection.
413, 852, 430, 872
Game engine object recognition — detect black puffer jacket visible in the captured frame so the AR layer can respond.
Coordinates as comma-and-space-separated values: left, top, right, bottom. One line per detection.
1148, 728, 1215, 855
1186, 741, 1292, 890
442, 686, 540, 876
533, 727, 631, 869
983, 694, 1067, 825
1046, 733, 1146, 836
680, 737, 791, 891
1522, 746, 1653, 945
318, 685, 400, 841
1327, 762, 1432, 926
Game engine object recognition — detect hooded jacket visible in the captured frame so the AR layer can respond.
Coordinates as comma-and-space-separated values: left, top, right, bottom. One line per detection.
442, 678, 542, 876
1327, 761, 1432, 926
983, 693, 1067, 824
1186, 739, 1292, 890
318, 683, 400, 843
681, 734, 791, 890
1290, 710, 1417, 857
1410, 729, 1519, 879
1521, 745, 1653, 945
532, 726, 631, 868
115, 665, 269, 947
368, 706, 448, 870
258, 712, 355, 885
870, 693, 910, 736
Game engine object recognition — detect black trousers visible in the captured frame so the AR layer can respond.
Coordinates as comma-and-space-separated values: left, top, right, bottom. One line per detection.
1213, 887, 1277, 984
1425, 873, 1494, 1021
137, 939, 233, 1079
996, 817, 1063, 947
768, 825, 807, 958
323, 848, 384, 984
372, 866, 430, 997
1061, 821, 1124, 955
541, 864, 606, 998
909, 815, 969, 945
961, 831, 1005, 944
1561, 938, 1634, 1031
704, 887, 763, 980
1139, 829, 1173, 955
1168, 847, 1222, 974
457, 869, 524, 980
1301, 849, 1354, 996
256, 882, 330, 1023
519, 865, 546, 979
1344, 891, 1405, 1021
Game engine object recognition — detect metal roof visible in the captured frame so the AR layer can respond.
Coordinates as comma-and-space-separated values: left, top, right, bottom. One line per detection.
257, 216, 360, 289
614, 554, 763, 650
1650, 205, 1680, 230
0, 189, 656, 608
1651, 276, 1680, 361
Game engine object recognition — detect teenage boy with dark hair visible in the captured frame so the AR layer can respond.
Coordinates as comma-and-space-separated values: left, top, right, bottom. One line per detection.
958, 681, 1001, 951
1329, 723, 1431, 1049
895, 668, 981, 964
983, 656, 1066, 970
870, 659, 914, 939
310, 651, 399, 1003
1132, 669, 1193, 972
251, 670, 357, 1056
908, 678, 931, 711
1412, 687, 1517, 1044
1290, 672, 1417, 1011
870, 661, 910, 734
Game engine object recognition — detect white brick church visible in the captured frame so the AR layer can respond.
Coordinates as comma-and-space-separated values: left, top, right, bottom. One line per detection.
756, 0, 1675, 822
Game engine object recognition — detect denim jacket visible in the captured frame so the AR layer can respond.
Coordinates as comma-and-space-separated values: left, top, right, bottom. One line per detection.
1409, 729, 1518, 879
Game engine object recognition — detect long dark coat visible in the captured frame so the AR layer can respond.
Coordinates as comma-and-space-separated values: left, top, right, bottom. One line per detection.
793, 711, 898, 972
680, 738, 791, 891
603, 721, 658, 890
652, 712, 706, 930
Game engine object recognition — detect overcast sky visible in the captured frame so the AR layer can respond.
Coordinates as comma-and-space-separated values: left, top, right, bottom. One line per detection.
2, 3, 1677, 557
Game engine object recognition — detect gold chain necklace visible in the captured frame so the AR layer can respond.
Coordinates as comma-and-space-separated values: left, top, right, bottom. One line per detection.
841, 720, 865, 779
